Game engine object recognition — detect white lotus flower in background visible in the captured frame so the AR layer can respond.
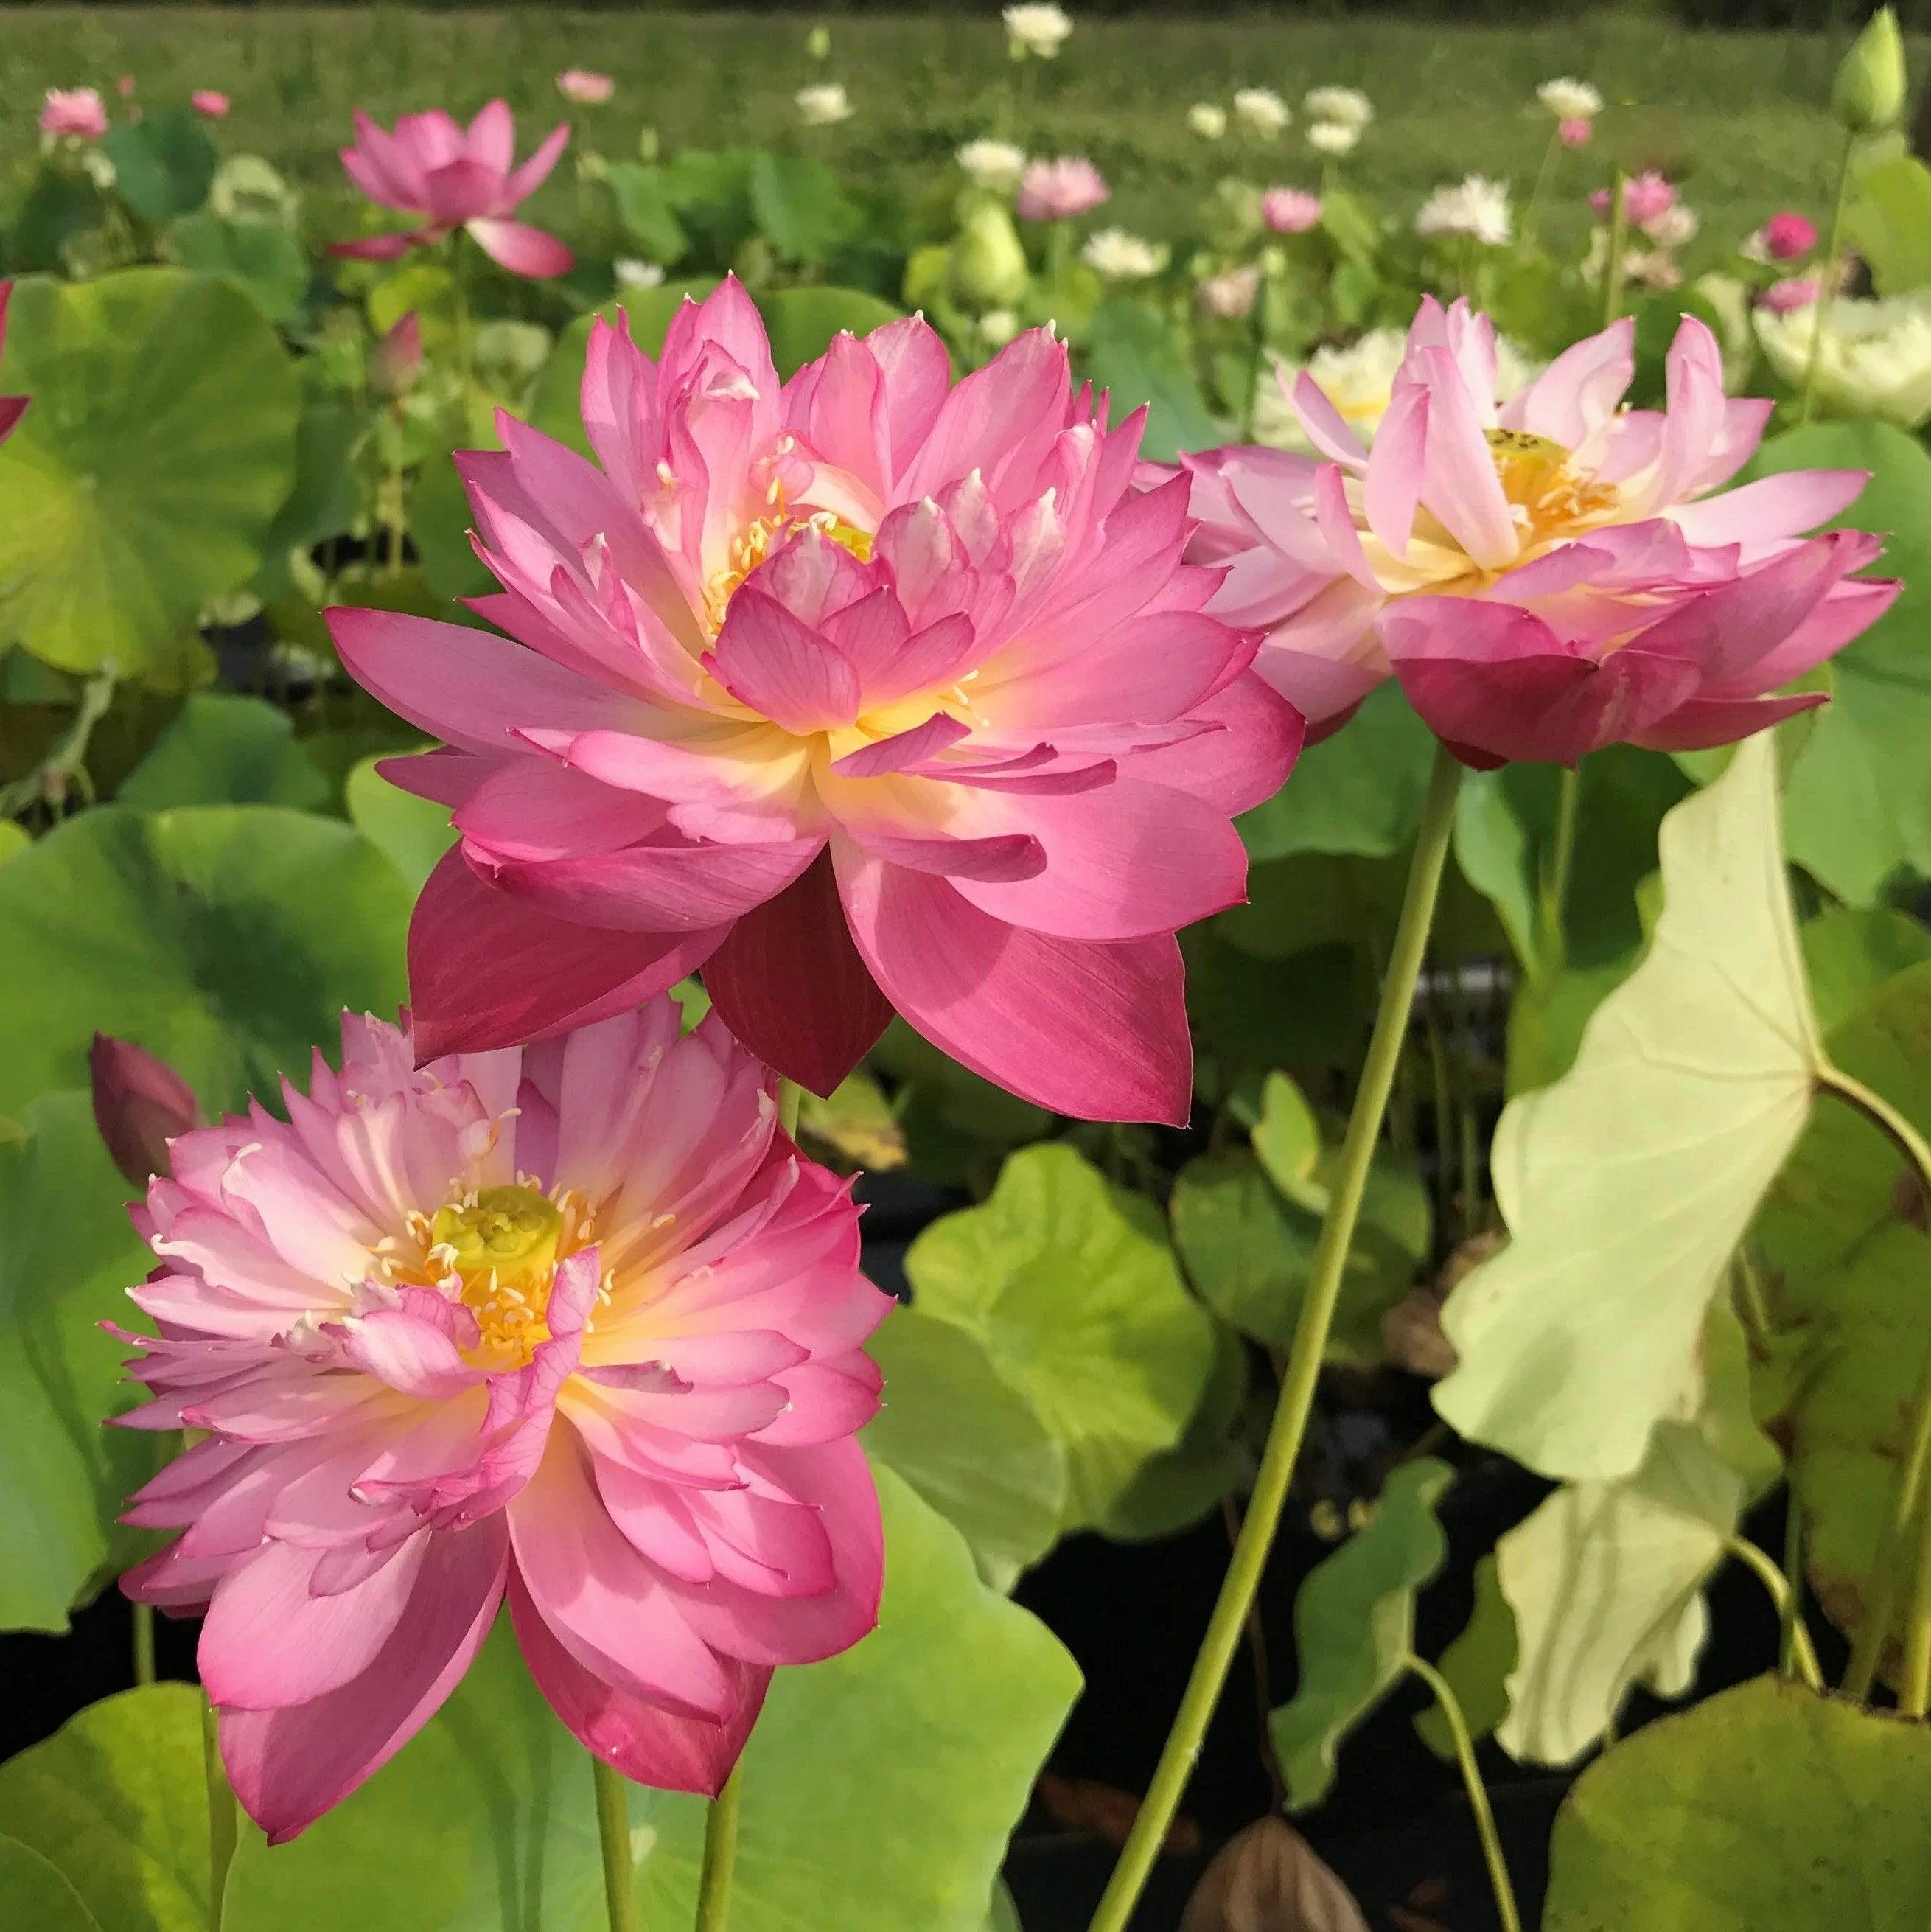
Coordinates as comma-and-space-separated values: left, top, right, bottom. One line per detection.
1253, 325, 1542, 452
1196, 263, 1262, 318
957, 138, 1029, 193
1307, 120, 1361, 156
1623, 248, 1685, 291
1234, 88, 1291, 136
1081, 227, 1168, 280
1414, 175, 1513, 247
1537, 77, 1603, 121
1303, 86, 1372, 130
1755, 291, 1931, 428
978, 307, 1022, 347
1642, 203, 1700, 249
1188, 103, 1229, 140
795, 83, 852, 125
615, 258, 664, 290
1004, 3, 1073, 58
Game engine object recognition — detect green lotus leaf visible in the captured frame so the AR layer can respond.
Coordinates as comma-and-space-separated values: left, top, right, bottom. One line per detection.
0, 270, 301, 673
117, 694, 329, 812
1543, 1675, 1931, 1931
906, 1143, 1218, 1530
1268, 1457, 1453, 1810
0, 804, 410, 1120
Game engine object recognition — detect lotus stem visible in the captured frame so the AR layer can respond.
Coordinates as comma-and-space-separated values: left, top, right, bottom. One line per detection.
203, 1698, 236, 1932
1086, 743, 1464, 1932
1602, 167, 1628, 329
593, 1757, 644, 1932
1800, 129, 1857, 427
1538, 761, 1582, 977
1723, 1533, 1823, 1692
1406, 1653, 1521, 1932
133, 1602, 156, 1688
694, 1762, 744, 1932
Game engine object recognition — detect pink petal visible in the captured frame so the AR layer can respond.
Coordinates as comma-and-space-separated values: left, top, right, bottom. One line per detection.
1363, 383, 1430, 559
1288, 371, 1369, 470
453, 757, 669, 862
1630, 691, 1830, 753
865, 315, 954, 487
501, 122, 573, 207
408, 846, 727, 1062
1412, 346, 1518, 569
509, 1567, 767, 1796
1499, 318, 1635, 447
475, 833, 823, 932
327, 232, 422, 262
421, 156, 501, 227
841, 826, 1047, 882
467, 218, 575, 279
834, 844, 1193, 1123
219, 1518, 508, 1844
708, 590, 863, 733
831, 713, 971, 778
1118, 670, 1305, 815
330, 607, 633, 757
201, 1535, 433, 1710
464, 98, 515, 174
1667, 470, 1871, 549
702, 850, 895, 1098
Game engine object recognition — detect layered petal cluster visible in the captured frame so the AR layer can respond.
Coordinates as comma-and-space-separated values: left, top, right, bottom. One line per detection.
333, 280, 1301, 1123
1182, 296, 1896, 766
330, 100, 573, 278
116, 1001, 890, 1842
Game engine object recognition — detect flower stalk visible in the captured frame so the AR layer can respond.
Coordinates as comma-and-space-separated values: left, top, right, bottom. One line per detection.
594, 1757, 644, 1932
1406, 1653, 1520, 1932
1086, 743, 1464, 1932
694, 1763, 745, 1931
1800, 130, 1858, 426
203, 1699, 237, 1932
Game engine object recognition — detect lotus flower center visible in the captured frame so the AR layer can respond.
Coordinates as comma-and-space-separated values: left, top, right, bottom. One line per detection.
1484, 427, 1620, 545
429, 1185, 564, 1363
704, 509, 876, 634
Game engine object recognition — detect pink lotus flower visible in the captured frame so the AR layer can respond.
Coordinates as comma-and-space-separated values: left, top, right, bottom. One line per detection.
1764, 211, 1818, 262
1261, 188, 1322, 235
1016, 156, 1109, 222
331, 280, 1299, 1122
40, 88, 108, 139
117, 74, 136, 98
1178, 295, 1896, 767
1590, 170, 1675, 227
192, 90, 230, 119
114, 1000, 890, 1842
329, 100, 573, 278
558, 69, 615, 105
1558, 117, 1592, 148
1760, 276, 1820, 315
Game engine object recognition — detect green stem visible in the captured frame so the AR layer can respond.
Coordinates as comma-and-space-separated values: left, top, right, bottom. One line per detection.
1447, 963, 1481, 1240
1799, 129, 1857, 428
1238, 268, 1271, 445
1781, 1481, 1806, 1686
1901, 1489, 1931, 1717
450, 232, 472, 402
133, 1602, 156, 1689
1818, 1059, 1931, 1703
694, 1762, 744, 1932
1422, 966, 1456, 1238
1602, 167, 1629, 329
1522, 128, 1562, 248
593, 1757, 643, 1932
1406, 1654, 1520, 1932
1537, 762, 1583, 977
202, 1699, 236, 1932
1723, 1534, 1823, 1692
1086, 744, 1464, 1932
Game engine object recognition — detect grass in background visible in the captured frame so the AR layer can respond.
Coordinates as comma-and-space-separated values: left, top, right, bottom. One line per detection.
0, 8, 1916, 266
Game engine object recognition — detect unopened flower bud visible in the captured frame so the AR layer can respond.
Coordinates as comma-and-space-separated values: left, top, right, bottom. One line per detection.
90, 1033, 200, 1188
369, 311, 422, 398
950, 200, 1030, 308
1832, 7, 1906, 135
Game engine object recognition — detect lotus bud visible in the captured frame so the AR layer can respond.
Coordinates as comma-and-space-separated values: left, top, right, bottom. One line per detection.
949, 200, 1030, 308
1832, 7, 1906, 135
369, 311, 422, 398
806, 24, 831, 61
90, 1033, 200, 1188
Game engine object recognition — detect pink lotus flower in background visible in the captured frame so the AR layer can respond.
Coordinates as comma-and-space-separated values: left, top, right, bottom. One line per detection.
192, 90, 230, 119
117, 74, 136, 98
1760, 276, 1820, 315
1178, 295, 1895, 766
115, 1000, 890, 1841
330, 100, 573, 277
90, 1033, 200, 1188
1589, 170, 1675, 226
40, 88, 108, 139
1764, 211, 1818, 261
332, 279, 1299, 1122
1558, 117, 1592, 148
558, 69, 615, 104
1261, 187, 1322, 234
1016, 156, 1109, 221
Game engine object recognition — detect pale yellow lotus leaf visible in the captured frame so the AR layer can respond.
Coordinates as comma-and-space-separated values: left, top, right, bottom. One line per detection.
1435, 733, 1820, 1479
